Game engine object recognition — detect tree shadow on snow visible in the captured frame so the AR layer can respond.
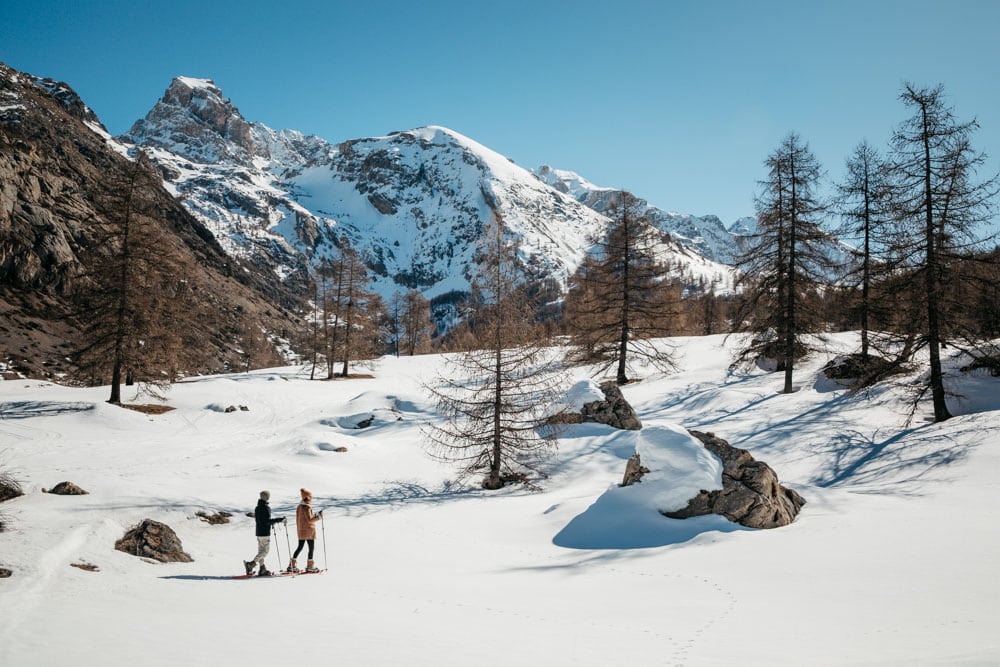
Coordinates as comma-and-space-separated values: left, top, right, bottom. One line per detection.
553, 489, 749, 550
316, 481, 479, 517
631, 373, 783, 431
807, 419, 982, 492
0, 400, 96, 420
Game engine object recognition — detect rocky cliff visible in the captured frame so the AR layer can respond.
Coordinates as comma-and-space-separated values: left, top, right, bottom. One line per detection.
0, 63, 302, 380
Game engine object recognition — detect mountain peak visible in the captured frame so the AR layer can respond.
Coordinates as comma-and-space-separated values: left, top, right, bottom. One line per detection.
172, 76, 219, 92
121, 75, 254, 164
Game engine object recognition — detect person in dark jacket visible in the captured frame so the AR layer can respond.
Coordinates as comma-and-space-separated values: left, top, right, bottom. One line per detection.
244, 490, 284, 576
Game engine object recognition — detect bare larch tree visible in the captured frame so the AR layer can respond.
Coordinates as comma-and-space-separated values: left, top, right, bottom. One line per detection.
733, 133, 831, 393
886, 83, 999, 421
426, 214, 563, 490
564, 190, 680, 384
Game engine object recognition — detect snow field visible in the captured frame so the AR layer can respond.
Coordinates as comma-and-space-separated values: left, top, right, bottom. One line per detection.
0, 334, 998, 665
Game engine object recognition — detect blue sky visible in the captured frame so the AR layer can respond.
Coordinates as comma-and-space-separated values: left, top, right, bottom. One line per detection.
3, 0, 999, 229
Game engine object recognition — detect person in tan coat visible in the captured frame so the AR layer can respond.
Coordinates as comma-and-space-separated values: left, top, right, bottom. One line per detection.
287, 487, 323, 573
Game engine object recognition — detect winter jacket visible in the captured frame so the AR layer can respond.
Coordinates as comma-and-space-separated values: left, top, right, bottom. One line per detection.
296, 501, 320, 540
254, 499, 283, 537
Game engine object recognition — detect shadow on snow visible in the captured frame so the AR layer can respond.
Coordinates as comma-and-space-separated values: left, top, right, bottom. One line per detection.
0, 400, 96, 420
553, 489, 749, 550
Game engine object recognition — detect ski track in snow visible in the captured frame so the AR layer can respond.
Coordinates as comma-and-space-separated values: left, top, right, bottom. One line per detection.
0, 523, 90, 657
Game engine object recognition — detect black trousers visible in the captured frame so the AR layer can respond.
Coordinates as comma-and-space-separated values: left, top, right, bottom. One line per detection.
293, 539, 315, 559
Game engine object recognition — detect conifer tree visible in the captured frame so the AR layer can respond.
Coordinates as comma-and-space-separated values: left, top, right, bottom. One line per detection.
564, 191, 679, 384
885, 83, 999, 421
835, 140, 893, 363
426, 214, 563, 490
72, 151, 190, 403
733, 133, 831, 393
313, 239, 378, 378
400, 289, 434, 356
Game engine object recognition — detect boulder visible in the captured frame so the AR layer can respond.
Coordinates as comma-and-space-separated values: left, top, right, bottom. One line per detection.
115, 519, 193, 563
621, 453, 650, 487
0, 567, 11, 578
195, 510, 231, 525
580, 381, 642, 431
45, 481, 88, 495
662, 430, 805, 529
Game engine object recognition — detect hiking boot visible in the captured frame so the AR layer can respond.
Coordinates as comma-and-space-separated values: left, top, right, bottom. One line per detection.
305, 560, 319, 573
258, 566, 272, 577
244, 560, 255, 575
286, 559, 299, 573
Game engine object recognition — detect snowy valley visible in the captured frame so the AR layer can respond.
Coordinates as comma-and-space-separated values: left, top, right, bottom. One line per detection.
1, 333, 998, 665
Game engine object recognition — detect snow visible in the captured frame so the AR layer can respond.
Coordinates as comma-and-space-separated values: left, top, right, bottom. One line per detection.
1, 333, 998, 665
175, 76, 218, 91
536, 164, 614, 199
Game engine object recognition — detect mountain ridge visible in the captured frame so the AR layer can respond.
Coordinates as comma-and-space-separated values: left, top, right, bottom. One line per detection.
0, 62, 303, 379
119, 76, 738, 309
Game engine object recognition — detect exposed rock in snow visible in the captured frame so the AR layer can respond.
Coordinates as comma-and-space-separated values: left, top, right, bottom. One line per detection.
45, 481, 88, 495
581, 381, 642, 431
662, 430, 805, 528
115, 519, 193, 563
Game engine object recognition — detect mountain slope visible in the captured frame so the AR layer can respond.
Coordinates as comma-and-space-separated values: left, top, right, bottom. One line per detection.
0, 63, 302, 379
121, 78, 735, 309
535, 164, 744, 265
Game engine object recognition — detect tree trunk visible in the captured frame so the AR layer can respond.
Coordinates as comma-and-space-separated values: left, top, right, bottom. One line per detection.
921, 102, 951, 422
616, 202, 631, 385
783, 156, 797, 394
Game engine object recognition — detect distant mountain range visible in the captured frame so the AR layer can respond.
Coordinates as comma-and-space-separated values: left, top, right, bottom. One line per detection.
1, 62, 757, 377
117, 77, 745, 308
534, 165, 754, 265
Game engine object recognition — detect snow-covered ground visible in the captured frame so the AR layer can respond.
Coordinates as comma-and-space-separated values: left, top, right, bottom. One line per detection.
1, 333, 997, 666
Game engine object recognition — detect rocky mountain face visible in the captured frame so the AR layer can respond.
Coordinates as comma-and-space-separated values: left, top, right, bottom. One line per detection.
0, 63, 302, 380
120, 78, 736, 318
535, 164, 745, 266
1, 64, 747, 379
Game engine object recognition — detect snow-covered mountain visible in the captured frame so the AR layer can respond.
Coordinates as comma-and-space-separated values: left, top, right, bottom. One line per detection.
535, 164, 746, 265
120, 77, 735, 308
0, 63, 300, 379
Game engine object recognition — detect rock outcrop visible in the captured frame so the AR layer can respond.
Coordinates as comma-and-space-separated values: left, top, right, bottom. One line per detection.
581, 381, 642, 431
621, 453, 650, 486
1, 63, 304, 380
660, 430, 805, 528
115, 519, 193, 563
45, 481, 88, 495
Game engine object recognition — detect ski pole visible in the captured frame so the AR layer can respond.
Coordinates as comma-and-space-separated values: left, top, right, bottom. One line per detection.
272, 524, 283, 574
283, 520, 292, 567
320, 511, 328, 571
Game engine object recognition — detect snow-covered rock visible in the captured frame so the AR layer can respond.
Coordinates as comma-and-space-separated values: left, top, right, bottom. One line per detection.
664, 430, 806, 528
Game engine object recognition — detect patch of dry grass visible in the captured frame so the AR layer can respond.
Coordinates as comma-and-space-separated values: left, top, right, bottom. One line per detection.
121, 404, 175, 415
